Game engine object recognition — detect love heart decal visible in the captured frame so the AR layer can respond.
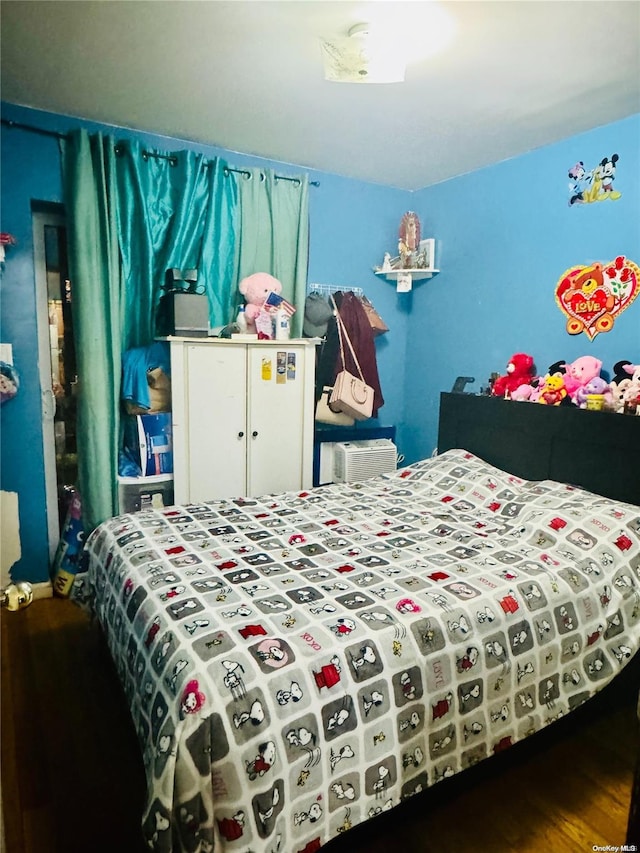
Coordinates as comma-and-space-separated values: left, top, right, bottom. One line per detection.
555, 255, 639, 340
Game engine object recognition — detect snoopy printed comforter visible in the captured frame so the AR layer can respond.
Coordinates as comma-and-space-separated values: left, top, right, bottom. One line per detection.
80, 449, 640, 852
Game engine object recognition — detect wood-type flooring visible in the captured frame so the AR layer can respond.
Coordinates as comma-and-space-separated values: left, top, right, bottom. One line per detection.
1, 597, 638, 853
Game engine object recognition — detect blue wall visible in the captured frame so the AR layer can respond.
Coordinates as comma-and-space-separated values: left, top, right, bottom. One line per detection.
0, 102, 408, 583
400, 114, 640, 464
2, 103, 638, 583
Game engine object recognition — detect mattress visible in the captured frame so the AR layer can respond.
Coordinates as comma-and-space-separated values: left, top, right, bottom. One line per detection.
77, 448, 640, 852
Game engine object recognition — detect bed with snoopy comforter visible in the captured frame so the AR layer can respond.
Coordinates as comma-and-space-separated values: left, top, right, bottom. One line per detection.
77, 448, 640, 852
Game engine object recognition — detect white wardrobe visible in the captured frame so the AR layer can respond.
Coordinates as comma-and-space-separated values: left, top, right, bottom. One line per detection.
167, 337, 317, 503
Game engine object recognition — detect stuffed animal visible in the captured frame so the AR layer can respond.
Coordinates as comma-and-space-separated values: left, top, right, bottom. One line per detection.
547, 360, 567, 378
492, 353, 535, 398
537, 373, 568, 406
0, 581, 33, 611
575, 376, 613, 409
612, 360, 634, 385
510, 383, 535, 401
609, 361, 640, 413
620, 364, 640, 414
610, 376, 631, 413
238, 272, 283, 338
562, 355, 602, 402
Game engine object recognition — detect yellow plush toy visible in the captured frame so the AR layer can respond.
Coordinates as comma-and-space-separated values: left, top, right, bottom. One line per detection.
537, 373, 568, 406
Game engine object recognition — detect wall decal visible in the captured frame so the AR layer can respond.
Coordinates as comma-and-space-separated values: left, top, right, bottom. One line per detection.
555, 255, 639, 340
567, 154, 621, 206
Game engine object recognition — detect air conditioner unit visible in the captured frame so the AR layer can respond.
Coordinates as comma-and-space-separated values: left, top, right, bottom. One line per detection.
333, 439, 397, 483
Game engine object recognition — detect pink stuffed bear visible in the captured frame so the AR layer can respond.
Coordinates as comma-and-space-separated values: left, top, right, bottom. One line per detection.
562, 355, 602, 402
238, 272, 283, 339
491, 353, 535, 398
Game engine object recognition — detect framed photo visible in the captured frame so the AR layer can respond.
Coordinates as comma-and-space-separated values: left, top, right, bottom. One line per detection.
415, 238, 435, 271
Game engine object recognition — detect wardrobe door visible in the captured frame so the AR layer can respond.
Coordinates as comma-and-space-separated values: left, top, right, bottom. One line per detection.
246, 345, 307, 497
184, 343, 247, 501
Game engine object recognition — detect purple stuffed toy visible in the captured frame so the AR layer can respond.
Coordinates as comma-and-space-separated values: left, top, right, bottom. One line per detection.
575, 376, 613, 409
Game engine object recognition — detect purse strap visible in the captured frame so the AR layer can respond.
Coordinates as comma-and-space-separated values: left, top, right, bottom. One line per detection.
330, 295, 366, 383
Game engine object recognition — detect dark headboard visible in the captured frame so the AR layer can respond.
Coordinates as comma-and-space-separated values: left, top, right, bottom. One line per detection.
438, 392, 640, 506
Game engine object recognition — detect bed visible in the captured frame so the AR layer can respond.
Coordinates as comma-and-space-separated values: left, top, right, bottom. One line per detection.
77, 425, 640, 853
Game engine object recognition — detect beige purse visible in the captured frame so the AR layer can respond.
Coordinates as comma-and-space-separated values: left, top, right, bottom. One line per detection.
315, 386, 355, 426
328, 297, 374, 421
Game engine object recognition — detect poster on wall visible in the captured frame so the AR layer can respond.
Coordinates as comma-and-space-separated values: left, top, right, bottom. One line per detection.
555, 255, 639, 340
567, 154, 621, 206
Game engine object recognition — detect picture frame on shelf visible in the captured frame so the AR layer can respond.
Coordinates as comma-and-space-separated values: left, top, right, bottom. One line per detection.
373, 236, 439, 286
415, 238, 435, 271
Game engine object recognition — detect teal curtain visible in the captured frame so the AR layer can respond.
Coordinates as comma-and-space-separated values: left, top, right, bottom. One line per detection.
61, 130, 123, 531
114, 140, 238, 348
59, 135, 308, 536
236, 168, 309, 337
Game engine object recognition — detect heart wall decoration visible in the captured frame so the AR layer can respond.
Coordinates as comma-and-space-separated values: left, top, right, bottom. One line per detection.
554, 255, 639, 340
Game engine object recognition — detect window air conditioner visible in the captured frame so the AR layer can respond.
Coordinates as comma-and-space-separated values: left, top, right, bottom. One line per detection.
333, 439, 398, 483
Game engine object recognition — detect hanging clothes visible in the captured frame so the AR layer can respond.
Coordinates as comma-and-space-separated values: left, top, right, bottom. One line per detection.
316, 291, 384, 417
121, 341, 171, 411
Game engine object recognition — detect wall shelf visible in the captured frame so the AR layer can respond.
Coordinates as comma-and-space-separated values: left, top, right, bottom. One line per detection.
374, 268, 440, 282
373, 237, 439, 285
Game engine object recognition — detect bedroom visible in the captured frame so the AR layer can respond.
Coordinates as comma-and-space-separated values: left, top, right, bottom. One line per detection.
1, 1, 640, 851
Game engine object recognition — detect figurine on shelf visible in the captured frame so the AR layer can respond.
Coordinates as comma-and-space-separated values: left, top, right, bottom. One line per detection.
399, 211, 421, 269
381, 252, 393, 272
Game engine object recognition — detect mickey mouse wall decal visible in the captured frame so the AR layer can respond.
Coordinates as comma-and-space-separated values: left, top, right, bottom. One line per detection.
567, 154, 621, 205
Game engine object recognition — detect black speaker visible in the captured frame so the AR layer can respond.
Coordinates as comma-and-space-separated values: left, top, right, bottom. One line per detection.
156, 292, 209, 337
155, 269, 209, 337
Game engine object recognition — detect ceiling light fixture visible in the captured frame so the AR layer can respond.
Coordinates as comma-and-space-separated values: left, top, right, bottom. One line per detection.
320, 22, 407, 84
319, 4, 456, 84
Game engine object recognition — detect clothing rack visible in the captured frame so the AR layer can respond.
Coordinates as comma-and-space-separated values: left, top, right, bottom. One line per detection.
307, 283, 363, 298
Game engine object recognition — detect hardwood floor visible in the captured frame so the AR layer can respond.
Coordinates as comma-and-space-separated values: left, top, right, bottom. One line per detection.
1, 596, 638, 853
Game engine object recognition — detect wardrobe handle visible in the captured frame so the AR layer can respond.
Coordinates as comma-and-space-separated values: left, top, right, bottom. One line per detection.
238, 431, 244, 438
252, 430, 258, 438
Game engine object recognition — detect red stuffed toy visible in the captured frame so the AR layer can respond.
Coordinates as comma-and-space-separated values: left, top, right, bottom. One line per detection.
492, 353, 535, 398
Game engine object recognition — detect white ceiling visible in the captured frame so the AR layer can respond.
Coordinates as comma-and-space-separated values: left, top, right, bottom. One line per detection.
2, 0, 639, 190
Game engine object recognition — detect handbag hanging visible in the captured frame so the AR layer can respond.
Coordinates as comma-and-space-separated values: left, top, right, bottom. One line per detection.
315, 386, 355, 426
358, 293, 389, 336
328, 296, 374, 421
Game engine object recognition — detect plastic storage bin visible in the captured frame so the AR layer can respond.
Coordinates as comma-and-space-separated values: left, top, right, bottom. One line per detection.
118, 474, 174, 514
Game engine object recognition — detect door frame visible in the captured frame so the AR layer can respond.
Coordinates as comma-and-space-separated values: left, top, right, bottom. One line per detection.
32, 206, 65, 563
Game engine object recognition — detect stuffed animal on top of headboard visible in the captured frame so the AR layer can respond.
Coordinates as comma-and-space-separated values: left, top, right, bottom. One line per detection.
491, 353, 535, 398
537, 373, 568, 406
562, 355, 602, 402
574, 376, 613, 409
610, 361, 640, 414
238, 272, 282, 338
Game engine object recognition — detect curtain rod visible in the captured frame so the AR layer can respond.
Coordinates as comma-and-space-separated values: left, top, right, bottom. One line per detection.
1, 118, 320, 187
